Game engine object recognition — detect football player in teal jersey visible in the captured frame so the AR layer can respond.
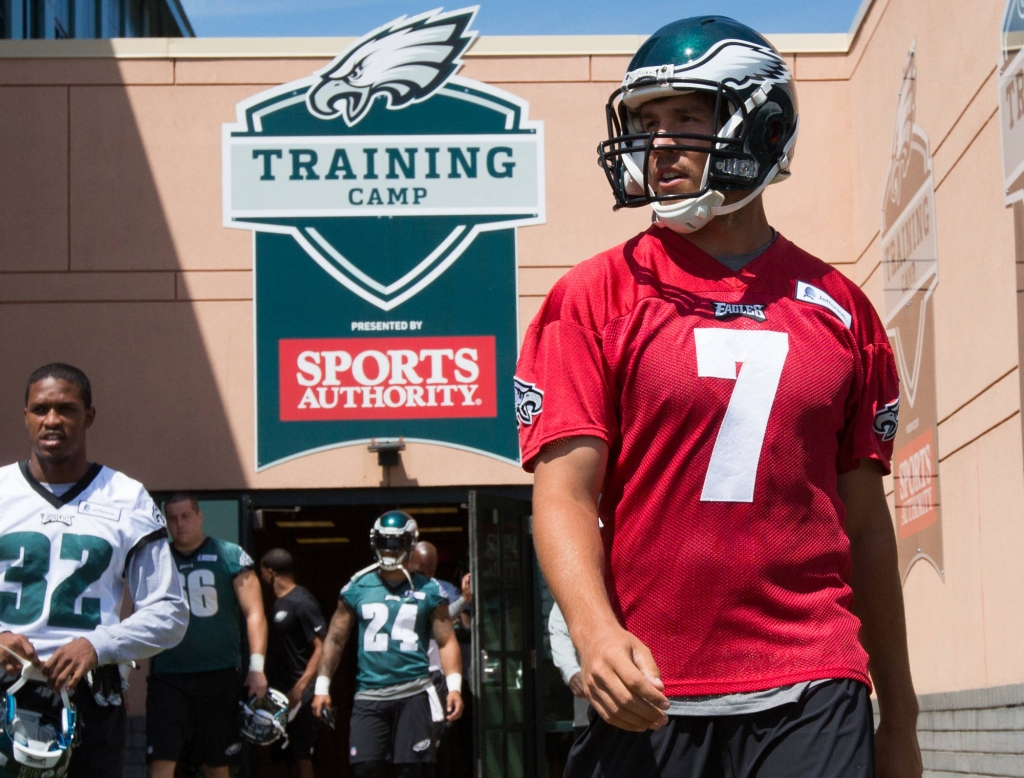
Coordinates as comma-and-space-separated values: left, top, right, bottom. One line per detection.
312, 511, 464, 778
146, 493, 268, 778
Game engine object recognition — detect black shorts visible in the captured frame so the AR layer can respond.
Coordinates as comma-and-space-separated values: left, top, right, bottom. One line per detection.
349, 692, 436, 765
271, 700, 321, 763
146, 668, 244, 767
566, 679, 875, 778
1, 673, 127, 778
70, 677, 129, 778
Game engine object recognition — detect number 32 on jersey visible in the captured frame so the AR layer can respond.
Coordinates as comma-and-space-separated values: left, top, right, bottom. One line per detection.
694, 328, 789, 503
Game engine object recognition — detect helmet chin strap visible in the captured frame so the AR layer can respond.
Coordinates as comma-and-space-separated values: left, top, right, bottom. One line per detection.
372, 556, 416, 589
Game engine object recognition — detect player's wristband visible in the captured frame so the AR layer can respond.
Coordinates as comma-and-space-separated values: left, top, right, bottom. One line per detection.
446, 673, 462, 694
248, 654, 265, 674
314, 675, 331, 696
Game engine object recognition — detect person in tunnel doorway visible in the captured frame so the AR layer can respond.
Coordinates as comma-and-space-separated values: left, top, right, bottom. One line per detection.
146, 492, 268, 778
0, 363, 189, 778
312, 511, 464, 778
261, 548, 326, 778
516, 15, 922, 778
408, 541, 469, 776
548, 603, 589, 738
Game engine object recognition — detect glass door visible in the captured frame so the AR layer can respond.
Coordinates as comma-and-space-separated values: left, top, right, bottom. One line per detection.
469, 491, 535, 778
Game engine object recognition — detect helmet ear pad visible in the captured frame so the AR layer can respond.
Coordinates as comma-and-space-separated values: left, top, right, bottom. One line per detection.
744, 89, 796, 177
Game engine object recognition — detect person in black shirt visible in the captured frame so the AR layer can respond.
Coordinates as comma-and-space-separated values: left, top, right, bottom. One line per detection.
260, 548, 326, 778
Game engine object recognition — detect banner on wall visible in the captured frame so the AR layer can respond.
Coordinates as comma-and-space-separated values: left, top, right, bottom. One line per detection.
223, 8, 545, 470
1001, 0, 1024, 203
880, 47, 944, 583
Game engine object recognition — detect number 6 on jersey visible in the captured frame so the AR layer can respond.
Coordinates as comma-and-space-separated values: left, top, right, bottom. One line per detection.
694, 328, 789, 503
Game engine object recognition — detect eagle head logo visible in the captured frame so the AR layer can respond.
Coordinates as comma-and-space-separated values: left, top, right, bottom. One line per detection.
513, 377, 544, 427
306, 7, 478, 127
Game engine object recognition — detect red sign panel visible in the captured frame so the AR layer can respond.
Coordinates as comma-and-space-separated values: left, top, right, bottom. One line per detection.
279, 336, 497, 421
894, 427, 938, 539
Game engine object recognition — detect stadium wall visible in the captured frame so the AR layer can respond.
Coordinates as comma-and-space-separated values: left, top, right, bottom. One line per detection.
0, 0, 1021, 774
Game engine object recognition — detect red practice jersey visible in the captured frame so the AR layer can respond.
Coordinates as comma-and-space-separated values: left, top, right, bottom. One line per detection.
516, 226, 899, 696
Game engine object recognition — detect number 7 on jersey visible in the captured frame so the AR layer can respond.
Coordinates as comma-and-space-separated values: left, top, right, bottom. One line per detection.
694, 329, 789, 503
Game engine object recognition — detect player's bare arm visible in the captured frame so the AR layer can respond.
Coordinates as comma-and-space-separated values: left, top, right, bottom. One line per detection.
311, 600, 354, 718
533, 436, 669, 733
287, 634, 322, 709
41, 637, 98, 690
431, 601, 464, 721
234, 568, 269, 699
839, 460, 923, 778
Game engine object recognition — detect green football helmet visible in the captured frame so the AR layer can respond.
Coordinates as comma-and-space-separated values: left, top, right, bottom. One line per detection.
598, 16, 799, 233
371, 510, 419, 571
0, 671, 77, 778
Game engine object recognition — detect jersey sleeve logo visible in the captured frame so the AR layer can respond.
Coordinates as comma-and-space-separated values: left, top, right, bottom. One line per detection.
513, 376, 544, 427
873, 397, 900, 442
239, 549, 255, 567
794, 281, 852, 329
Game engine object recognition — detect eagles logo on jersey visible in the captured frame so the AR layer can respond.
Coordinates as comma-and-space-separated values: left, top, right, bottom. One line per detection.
513, 377, 544, 427
873, 397, 900, 442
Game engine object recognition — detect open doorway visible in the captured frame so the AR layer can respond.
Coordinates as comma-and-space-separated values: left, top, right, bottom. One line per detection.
249, 498, 471, 778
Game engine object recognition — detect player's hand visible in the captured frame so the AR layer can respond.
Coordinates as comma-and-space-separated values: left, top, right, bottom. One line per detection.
445, 690, 463, 721
0, 632, 41, 676
460, 573, 473, 604
245, 670, 268, 700
311, 693, 332, 720
569, 671, 585, 698
875, 718, 923, 778
576, 623, 669, 733
41, 638, 97, 691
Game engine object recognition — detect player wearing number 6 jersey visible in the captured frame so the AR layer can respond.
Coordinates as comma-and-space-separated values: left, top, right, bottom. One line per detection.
146, 493, 268, 778
0, 363, 189, 778
312, 511, 463, 778
518, 16, 922, 778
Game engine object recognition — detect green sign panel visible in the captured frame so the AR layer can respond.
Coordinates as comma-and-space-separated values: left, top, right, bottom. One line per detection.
223, 8, 545, 470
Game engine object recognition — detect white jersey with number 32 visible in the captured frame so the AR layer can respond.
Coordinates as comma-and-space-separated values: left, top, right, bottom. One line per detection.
0, 462, 168, 660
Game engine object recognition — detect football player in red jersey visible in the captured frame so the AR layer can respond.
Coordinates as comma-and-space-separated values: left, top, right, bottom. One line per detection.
516, 16, 922, 778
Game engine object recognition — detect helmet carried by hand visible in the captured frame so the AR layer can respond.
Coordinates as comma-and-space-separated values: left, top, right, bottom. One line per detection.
0, 672, 77, 778
237, 688, 290, 748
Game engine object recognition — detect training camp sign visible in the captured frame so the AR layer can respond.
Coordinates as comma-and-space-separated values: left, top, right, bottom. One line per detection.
223, 8, 545, 470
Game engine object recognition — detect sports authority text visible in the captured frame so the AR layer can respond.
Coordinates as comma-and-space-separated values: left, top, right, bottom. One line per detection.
278, 336, 496, 421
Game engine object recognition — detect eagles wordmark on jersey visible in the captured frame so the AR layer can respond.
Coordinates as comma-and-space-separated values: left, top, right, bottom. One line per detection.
0, 462, 169, 661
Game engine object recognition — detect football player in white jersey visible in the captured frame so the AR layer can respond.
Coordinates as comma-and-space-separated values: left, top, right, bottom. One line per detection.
0, 363, 189, 778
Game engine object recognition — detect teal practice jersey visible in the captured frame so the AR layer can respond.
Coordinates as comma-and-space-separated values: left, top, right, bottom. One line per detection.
340, 569, 447, 691
151, 536, 254, 673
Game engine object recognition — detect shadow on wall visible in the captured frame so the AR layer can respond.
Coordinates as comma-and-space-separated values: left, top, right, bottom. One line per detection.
0, 46, 246, 491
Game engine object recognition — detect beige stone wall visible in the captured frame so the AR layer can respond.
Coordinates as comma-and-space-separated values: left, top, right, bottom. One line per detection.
0, 0, 1021, 694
